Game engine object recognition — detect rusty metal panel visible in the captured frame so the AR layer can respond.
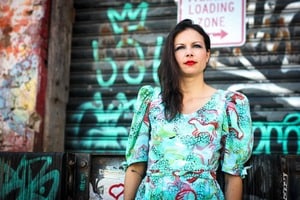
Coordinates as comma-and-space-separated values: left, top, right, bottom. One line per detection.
0, 152, 72, 200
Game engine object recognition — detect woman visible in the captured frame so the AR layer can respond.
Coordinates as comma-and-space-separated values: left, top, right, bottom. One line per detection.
124, 19, 253, 200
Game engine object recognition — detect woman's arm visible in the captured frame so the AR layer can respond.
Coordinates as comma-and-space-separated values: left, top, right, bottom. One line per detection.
124, 162, 147, 200
224, 173, 243, 200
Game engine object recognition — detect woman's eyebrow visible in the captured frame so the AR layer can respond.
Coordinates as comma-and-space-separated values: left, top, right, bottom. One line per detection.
174, 43, 185, 46
193, 41, 204, 44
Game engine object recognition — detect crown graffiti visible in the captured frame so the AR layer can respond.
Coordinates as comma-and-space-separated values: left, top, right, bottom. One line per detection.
107, 2, 148, 34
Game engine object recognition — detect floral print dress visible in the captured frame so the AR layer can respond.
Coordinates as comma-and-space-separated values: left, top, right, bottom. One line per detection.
125, 85, 253, 200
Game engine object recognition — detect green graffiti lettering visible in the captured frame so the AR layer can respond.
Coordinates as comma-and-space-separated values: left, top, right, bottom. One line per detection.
96, 58, 118, 87
92, 40, 99, 62
252, 123, 270, 154
0, 156, 60, 200
253, 113, 300, 154
71, 92, 135, 137
123, 61, 146, 84
91, 36, 163, 86
117, 38, 146, 84
79, 173, 86, 191
107, 2, 148, 34
90, 2, 162, 87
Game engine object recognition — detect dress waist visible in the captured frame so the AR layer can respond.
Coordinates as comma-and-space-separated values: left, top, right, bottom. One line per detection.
147, 169, 217, 180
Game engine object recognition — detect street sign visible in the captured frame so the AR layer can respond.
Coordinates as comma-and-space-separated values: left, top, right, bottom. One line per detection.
177, 0, 246, 48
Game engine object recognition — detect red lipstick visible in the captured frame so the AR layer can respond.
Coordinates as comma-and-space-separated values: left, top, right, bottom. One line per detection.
184, 60, 196, 66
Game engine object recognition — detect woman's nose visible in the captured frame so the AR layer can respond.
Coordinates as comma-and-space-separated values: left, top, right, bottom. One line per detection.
185, 48, 193, 57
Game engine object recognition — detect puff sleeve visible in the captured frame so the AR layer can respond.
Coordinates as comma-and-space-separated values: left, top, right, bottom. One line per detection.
125, 85, 154, 168
221, 91, 253, 178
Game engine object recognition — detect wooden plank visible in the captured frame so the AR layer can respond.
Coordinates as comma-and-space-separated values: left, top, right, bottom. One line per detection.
44, 0, 74, 151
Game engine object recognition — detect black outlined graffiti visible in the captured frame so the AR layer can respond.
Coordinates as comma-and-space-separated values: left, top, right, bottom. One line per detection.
0, 155, 60, 199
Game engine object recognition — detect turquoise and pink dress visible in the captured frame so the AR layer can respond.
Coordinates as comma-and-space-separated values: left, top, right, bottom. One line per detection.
125, 85, 253, 200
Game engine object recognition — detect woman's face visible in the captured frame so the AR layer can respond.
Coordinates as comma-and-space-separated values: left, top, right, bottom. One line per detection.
174, 28, 210, 77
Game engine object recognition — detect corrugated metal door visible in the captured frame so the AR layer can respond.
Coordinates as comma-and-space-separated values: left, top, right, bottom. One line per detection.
66, 0, 300, 154
66, 0, 176, 154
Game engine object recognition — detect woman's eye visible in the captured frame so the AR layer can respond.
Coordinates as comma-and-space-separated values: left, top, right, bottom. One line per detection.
175, 46, 185, 51
194, 44, 203, 48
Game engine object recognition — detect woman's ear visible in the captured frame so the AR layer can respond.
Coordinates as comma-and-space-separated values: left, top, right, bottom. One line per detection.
206, 50, 211, 63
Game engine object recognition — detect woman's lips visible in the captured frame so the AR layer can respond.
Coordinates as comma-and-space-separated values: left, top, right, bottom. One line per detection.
184, 61, 196, 65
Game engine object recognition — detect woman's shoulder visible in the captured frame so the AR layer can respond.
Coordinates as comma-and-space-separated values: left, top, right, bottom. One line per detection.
137, 85, 161, 100
216, 89, 249, 104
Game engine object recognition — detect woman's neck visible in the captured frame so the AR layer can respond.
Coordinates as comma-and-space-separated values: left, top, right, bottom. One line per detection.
180, 77, 207, 97
180, 79, 217, 114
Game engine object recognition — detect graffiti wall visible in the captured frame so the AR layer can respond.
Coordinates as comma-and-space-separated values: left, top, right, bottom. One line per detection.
65, 0, 300, 199
66, 0, 300, 154
0, 152, 72, 200
0, 0, 50, 151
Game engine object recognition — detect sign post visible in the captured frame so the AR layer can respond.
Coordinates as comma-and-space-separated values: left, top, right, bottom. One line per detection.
177, 0, 246, 48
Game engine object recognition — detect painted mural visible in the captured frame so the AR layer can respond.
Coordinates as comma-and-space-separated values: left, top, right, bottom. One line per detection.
67, 1, 300, 199
0, 0, 299, 199
0, 0, 49, 151
0, 153, 65, 200
67, 0, 300, 155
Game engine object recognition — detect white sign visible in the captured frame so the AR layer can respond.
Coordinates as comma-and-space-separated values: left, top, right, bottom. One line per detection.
177, 0, 246, 48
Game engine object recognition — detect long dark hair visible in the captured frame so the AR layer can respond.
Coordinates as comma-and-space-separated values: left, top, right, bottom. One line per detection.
158, 19, 211, 120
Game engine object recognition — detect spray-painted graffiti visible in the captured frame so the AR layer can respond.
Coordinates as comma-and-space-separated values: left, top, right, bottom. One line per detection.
67, 0, 300, 155
92, 36, 163, 87
91, 1, 162, 87
0, 0, 49, 151
68, 2, 165, 150
0, 155, 60, 199
89, 157, 125, 200
94, 169, 124, 200
66, 1, 300, 200
68, 91, 135, 151
253, 112, 300, 154
68, 2, 163, 151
